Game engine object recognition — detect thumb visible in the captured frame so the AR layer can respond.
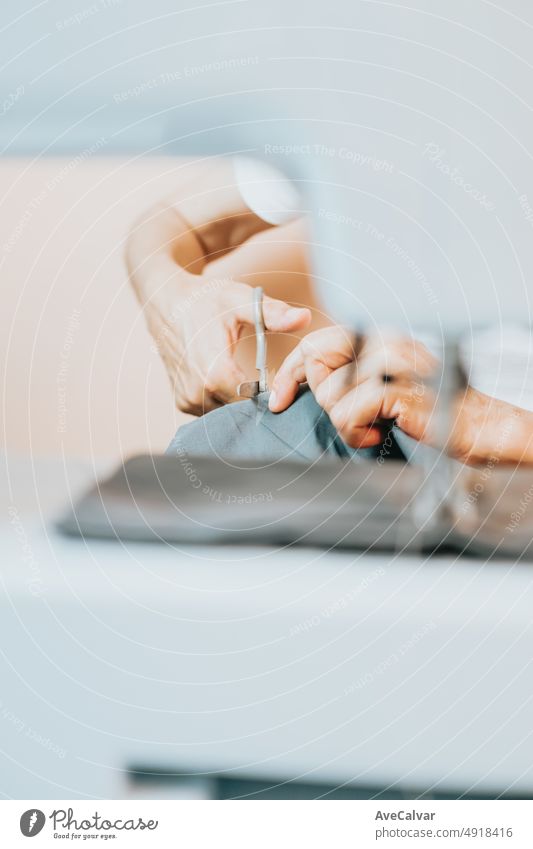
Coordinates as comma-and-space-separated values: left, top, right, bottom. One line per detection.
233, 291, 311, 333
262, 296, 312, 332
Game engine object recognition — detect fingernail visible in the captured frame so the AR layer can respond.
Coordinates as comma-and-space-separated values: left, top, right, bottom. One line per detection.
268, 390, 278, 410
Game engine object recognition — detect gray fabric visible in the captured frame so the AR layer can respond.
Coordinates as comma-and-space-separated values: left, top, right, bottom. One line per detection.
167, 388, 404, 464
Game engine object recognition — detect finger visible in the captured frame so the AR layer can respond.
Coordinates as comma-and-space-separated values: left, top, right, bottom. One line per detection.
268, 343, 306, 412
172, 373, 223, 416
313, 361, 361, 412
330, 378, 432, 447
304, 358, 335, 397
172, 331, 246, 412
361, 334, 438, 378
301, 327, 358, 393
269, 327, 358, 412
312, 335, 437, 412
232, 291, 311, 333
312, 350, 430, 414
263, 296, 312, 332
177, 394, 223, 416
373, 346, 436, 380
328, 380, 407, 447
170, 365, 223, 415
204, 353, 247, 405
344, 426, 384, 449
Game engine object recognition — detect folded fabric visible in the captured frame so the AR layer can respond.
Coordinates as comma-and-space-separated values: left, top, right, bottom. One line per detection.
167, 387, 405, 464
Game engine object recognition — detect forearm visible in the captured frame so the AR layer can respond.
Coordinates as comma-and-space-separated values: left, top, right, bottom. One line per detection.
126, 202, 205, 308
495, 403, 533, 465
456, 390, 533, 467
126, 159, 272, 307
174, 158, 273, 260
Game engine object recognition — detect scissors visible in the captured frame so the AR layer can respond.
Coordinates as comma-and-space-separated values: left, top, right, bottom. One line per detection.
237, 286, 268, 398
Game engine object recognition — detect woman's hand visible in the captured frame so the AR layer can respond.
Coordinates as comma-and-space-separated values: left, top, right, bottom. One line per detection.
269, 326, 437, 448
126, 161, 311, 415
137, 272, 310, 416
268, 325, 533, 465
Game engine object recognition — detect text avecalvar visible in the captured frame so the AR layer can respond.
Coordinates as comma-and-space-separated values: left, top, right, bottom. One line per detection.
375, 811, 436, 821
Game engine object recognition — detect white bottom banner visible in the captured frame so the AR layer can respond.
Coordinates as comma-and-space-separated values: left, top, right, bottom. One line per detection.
1, 800, 533, 848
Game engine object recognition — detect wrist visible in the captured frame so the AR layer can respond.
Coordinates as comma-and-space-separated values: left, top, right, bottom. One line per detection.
461, 392, 533, 466
174, 162, 270, 256
506, 407, 533, 464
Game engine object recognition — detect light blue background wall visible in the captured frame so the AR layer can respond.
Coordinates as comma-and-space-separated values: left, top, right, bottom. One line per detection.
2, 0, 533, 331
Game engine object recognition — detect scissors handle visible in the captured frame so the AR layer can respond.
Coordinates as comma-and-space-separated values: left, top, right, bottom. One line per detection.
237, 287, 268, 397
253, 287, 268, 392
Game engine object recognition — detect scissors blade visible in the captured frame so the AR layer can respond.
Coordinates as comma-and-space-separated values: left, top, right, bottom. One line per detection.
254, 286, 268, 392
237, 287, 268, 397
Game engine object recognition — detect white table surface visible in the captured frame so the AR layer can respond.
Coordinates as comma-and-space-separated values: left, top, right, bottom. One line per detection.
2, 454, 533, 799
